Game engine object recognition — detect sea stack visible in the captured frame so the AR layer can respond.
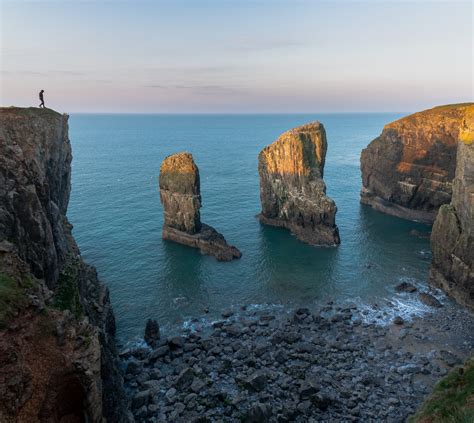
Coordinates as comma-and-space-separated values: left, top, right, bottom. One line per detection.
429, 106, 474, 309
258, 122, 340, 246
159, 152, 241, 261
360, 103, 473, 223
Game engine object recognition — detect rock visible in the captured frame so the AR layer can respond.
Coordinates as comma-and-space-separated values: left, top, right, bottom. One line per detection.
159, 152, 241, 261
144, 319, 160, 347
244, 403, 271, 423
132, 390, 150, 409
360, 103, 473, 222
0, 108, 130, 423
395, 282, 417, 293
258, 122, 340, 246
149, 345, 170, 361
174, 368, 194, 390
393, 316, 404, 325
430, 105, 474, 310
244, 371, 267, 392
168, 335, 185, 349
419, 293, 443, 308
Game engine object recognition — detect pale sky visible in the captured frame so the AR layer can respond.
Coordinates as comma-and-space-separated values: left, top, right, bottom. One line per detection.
1, 0, 473, 113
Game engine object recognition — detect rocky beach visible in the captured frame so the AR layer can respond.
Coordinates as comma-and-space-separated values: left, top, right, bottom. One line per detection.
123, 292, 474, 423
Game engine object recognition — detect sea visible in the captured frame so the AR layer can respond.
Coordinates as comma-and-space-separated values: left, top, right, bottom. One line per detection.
67, 113, 435, 343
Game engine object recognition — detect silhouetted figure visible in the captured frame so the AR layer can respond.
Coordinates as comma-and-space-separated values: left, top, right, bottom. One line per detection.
39, 90, 45, 108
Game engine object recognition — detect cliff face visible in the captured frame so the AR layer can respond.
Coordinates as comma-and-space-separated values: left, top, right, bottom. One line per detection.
0, 108, 131, 422
360, 104, 473, 222
429, 106, 474, 309
258, 122, 340, 246
159, 152, 241, 261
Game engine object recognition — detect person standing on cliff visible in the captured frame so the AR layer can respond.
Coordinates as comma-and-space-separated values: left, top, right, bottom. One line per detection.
39, 90, 45, 108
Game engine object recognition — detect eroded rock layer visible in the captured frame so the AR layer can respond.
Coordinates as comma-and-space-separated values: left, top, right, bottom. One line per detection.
159, 152, 241, 261
258, 122, 340, 246
360, 103, 473, 222
430, 106, 474, 309
0, 107, 131, 422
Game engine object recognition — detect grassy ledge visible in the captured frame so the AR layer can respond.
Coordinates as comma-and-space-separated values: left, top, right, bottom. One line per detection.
0, 272, 33, 329
410, 357, 474, 423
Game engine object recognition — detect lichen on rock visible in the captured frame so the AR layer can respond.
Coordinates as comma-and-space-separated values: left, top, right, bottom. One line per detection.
360, 103, 473, 223
257, 122, 340, 246
159, 152, 241, 261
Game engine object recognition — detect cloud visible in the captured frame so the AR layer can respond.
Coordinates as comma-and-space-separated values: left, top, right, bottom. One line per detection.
143, 83, 243, 95
231, 37, 307, 51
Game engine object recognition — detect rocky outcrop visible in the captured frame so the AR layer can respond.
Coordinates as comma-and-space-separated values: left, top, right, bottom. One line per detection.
257, 122, 340, 246
0, 107, 131, 422
360, 103, 473, 222
429, 106, 474, 309
159, 152, 241, 261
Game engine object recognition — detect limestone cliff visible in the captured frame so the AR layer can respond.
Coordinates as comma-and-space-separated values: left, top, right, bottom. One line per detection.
159, 152, 241, 261
0, 107, 131, 422
258, 122, 340, 246
429, 106, 474, 309
360, 103, 473, 222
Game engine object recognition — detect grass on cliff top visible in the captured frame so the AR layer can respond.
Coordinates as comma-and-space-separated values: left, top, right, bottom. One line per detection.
0, 273, 31, 329
410, 356, 474, 423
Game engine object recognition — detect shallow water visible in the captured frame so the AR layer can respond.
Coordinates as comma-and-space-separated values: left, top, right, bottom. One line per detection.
67, 113, 433, 342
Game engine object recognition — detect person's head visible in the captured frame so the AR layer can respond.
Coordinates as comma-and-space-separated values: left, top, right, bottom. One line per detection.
40, 90, 44, 93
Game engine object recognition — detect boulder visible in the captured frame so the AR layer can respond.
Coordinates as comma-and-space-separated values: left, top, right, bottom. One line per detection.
258, 122, 340, 246
144, 319, 160, 347
360, 103, 473, 222
430, 105, 474, 309
159, 152, 241, 261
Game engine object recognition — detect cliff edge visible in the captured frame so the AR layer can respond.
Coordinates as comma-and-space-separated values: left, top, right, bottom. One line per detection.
0, 107, 131, 422
360, 103, 473, 223
429, 105, 474, 309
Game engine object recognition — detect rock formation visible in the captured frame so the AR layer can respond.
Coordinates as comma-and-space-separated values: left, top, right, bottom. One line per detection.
360, 103, 473, 222
159, 152, 241, 261
257, 122, 340, 246
0, 107, 131, 422
429, 105, 474, 309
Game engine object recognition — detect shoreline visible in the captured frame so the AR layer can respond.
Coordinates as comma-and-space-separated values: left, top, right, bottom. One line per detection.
122, 293, 474, 422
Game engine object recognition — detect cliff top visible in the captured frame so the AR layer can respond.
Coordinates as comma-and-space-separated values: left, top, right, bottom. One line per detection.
160, 152, 198, 175
459, 105, 474, 145
384, 103, 474, 132
259, 121, 327, 177
0, 106, 65, 120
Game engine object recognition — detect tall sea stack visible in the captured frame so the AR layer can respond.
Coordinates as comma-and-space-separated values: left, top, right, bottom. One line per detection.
0, 108, 131, 422
360, 104, 473, 222
258, 122, 340, 246
159, 152, 241, 261
429, 106, 474, 309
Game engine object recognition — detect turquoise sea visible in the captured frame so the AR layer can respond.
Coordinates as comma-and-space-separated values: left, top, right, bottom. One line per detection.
67, 114, 433, 342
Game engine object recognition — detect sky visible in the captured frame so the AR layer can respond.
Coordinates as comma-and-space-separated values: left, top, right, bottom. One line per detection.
1, 0, 473, 113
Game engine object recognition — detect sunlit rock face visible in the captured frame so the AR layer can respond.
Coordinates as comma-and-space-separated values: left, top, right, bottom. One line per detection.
159, 152, 241, 261
258, 122, 340, 246
159, 152, 202, 234
360, 103, 473, 223
430, 106, 474, 309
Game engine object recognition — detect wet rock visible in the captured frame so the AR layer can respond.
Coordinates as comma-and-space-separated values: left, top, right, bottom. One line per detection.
144, 318, 160, 347
258, 122, 340, 246
395, 282, 418, 293
159, 152, 241, 261
419, 293, 443, 308
175, 368, 194, 390
393, 316, 404, 325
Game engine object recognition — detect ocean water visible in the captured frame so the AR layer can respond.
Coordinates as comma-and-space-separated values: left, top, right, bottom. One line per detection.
67, 113, 433, 342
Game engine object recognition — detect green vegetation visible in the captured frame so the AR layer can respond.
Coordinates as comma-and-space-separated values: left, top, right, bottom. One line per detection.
54, 263, 82, 318
0, 272, 32, 329
410, 357, 474, 423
